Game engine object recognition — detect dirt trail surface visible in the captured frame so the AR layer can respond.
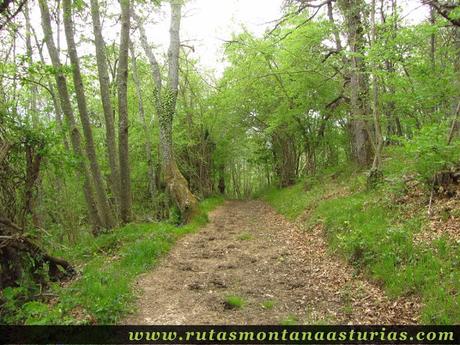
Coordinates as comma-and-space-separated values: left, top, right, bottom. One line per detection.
125, 200, 420, 324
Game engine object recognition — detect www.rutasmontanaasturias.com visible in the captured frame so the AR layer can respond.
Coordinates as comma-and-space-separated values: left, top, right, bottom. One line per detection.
127, 328, 455, 343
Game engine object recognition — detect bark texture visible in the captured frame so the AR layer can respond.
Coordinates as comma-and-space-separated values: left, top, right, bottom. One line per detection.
62, 0, 116, 230
134, 2, 198, 222
39, 0, 102, 232
117, 0, 132, 223
24, 2, 39, 128
89, 0, 121, 206
272, 130, 298, 188
338, 0, 373, 167
31, 26, 70, 150
449, 27, 460, 143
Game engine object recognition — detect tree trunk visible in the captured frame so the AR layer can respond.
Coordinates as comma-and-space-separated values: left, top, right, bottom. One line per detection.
31, 26, 70, 151
159, 86, 198, 222
199, 129, 214, 197
24, 1, 39, 128
117, 0, 132, 223
89, 0, 121, 206
24, 3, 43, 227
130, 43, 157, 202
133, 11, 162, 100
381, 0, 403, 138
21, 142, 43, 227
430, 5, 436, 70
134, 2, 198, 222
218, 164, 226, 195
272, 131, 297, 188
162, 1, 198, 221
338, 0, 372, 168
370, 0, 383, 171
449, 27, 460, 143
38, 0, 102, 233
62, 0, 116, 230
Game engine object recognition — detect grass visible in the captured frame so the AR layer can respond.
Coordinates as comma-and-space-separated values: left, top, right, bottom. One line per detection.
1, 197, 224, 325
224, 295, 245, 309
260, 152, 460, 324
237, 232, 253, 241
260, 299, 275, 310
280, 314, 298, 325
260, 180, 323, 221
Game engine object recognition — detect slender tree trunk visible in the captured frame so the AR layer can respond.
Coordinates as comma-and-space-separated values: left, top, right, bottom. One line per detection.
338, 0, 373, 168
368, 0, 384, 188
272, 130, 297, 188
24, 2, 39, 128
448, 101, 460, 145
39, 0, 102, 232
430, 5, 437, 70
133, 11, 162, 100
327, 0, 343, 52
31, 26, 70, 151
134, 3, 198, 222
199, 129, 214, 197
22, 143, 42, 227
129, 43, 156, 202
117, 0, 132, 223
89, 0, 120, 206
62, 0, 116, 230
24, 2, 43, 227
449, 27, 460, 143
161, 1, 198, 222
381, 0, 403, 138
371, 0, 383, 171
31, 25, 69, 230
218, 164, 226, 195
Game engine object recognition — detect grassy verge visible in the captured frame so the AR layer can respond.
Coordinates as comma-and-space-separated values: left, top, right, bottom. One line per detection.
1, 197, 224, 324
260, 156, 460, 324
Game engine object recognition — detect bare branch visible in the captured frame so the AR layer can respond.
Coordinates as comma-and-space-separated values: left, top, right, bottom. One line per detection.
422, 0, 460, 26
0, 0, 27, 30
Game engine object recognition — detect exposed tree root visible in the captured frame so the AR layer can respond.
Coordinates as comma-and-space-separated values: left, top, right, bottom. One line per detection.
0, 218, 76, 289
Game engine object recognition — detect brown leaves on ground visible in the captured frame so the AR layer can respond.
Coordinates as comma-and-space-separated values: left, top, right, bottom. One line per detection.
124, 200, 420, 325
400, 175, 460, 244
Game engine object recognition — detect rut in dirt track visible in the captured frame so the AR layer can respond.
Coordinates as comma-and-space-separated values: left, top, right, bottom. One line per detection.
125, 200, 420, 324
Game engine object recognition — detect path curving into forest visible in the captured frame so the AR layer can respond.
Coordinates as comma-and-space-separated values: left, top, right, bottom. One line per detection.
125, 201, 420, 324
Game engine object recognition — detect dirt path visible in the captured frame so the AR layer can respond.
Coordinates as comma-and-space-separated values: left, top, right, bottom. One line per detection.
125, 200, 420, 324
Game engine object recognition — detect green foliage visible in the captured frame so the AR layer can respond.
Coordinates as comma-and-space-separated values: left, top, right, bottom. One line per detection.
279, 314, 298, 325
402, 124, 460, 183
237, 232, 253, 241
260, 299, 275, 310
260, 179, 323, 220
260, 168, 354, 220
449, 7, 460, 21
1, 197, 223, 324
261, 150, 460, 324
224, 295, 245, 309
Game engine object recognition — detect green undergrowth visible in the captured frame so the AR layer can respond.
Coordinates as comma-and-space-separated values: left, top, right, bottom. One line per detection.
260, 151, 460, 324
1, 197, 224, 325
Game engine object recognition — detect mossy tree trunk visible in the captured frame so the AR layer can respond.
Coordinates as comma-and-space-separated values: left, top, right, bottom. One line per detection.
134, 1, 198, 222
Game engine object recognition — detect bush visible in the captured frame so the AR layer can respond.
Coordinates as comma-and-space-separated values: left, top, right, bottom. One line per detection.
403, 124, 460, 183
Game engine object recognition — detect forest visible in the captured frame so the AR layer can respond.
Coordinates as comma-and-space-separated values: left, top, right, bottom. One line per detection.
0, 0, 460, 326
